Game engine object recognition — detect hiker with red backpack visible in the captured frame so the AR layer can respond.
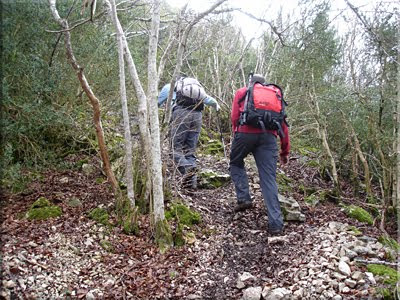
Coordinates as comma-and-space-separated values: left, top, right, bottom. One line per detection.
158, 75, 220, 188
229, 73, 290, 235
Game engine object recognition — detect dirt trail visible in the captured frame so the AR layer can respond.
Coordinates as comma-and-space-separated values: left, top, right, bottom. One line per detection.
0, 155, 391, 299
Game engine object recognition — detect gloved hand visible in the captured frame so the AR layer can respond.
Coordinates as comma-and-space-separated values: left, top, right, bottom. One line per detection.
215, 103, 221, 112
280, 155, 289, 165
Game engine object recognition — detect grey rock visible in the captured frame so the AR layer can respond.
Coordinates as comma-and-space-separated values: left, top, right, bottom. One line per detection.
338, 282, 346, 292
358, 236, 376, 243
338, 261, 351, 277
187, 294, 202, 299
60, 177, 69, 183
293, 288, 304, 298
3, 280, 16, 289
344, 279, 357, 288
345, 248, 358, 259
278, 195, 305, 222
241, 286, 262, 300
86, 291, 95, 300
268, 236, 289, 244
351, 271, 363, 281
353, 246, 373, 256
239, 272, 255, 282
365, 272, 376, 284
264, 287, 291, 300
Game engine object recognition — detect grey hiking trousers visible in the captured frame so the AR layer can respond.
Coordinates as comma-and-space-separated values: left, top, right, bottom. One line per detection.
170, 106, 202, 171
229, 132, 283, 231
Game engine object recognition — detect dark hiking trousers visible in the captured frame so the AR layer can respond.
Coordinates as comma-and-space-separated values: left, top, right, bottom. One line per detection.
229, 132, 283, 231
170, 106, 202, 171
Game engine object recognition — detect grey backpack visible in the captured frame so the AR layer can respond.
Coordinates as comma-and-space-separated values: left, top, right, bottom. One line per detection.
175, 77, 206, 100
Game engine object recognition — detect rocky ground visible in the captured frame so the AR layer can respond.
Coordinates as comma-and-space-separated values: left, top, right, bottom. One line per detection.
0, 152, 398, 299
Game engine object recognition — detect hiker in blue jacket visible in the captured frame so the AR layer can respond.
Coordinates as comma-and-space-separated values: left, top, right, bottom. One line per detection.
158, 79, 220, 188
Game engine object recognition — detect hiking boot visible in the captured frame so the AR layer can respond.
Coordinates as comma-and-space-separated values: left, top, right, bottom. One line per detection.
182, 168, 197, 189
182, 174, 197, 189
234, 201, 253, 212
177, 166, 186, 175
268, 227, 284, 236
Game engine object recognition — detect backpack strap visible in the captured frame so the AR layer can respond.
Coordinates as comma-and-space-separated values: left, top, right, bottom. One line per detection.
238, 88, 249, 104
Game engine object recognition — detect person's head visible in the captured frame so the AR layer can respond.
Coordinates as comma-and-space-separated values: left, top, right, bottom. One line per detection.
251, 73, 265, 84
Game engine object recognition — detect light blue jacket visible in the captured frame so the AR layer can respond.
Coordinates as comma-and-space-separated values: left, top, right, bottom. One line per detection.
157, 83, 219, 110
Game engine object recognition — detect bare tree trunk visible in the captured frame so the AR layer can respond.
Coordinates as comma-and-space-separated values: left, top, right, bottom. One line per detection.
49, 0, 120, 195
105, 0, 172, 248
309, 90, 339, 189
108, 0, 135, 205
342, 114, 373, 198
396, 15, 400, 237
105, 0, 152, 201
147, 0, 165, 224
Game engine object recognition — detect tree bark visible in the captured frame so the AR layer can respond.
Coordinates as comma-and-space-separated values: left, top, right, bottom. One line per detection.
49, 0, 120, 195
147, 0, 165, 223
342, 114, 373, 198
104, 0, 171, 247
104, 0, 152, 190
309, 90, 339, 189
396, 13, 400, 234
108, 0, 135, 205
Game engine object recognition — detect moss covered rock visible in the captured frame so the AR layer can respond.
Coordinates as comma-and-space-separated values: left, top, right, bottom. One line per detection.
26, 197, 62, 220
378, 236, 400, 251
165, 203, 201, 226
26, 206, 62, 220
367, 264, 400, 286
31, 197, 51, 209
202, 139, 224, 156
165, 203, 201, 248
199, 169, 230, 189
378, 236, 400, 262
346, 225, 362, 236
344, 205, 373, 225
199, 127, 211, 144
279, 194, 305, 222
88, 207, 109, 226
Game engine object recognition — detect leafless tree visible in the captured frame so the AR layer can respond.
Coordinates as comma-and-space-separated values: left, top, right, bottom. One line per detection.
108, 0, 135, 206
49, 0, 120, 196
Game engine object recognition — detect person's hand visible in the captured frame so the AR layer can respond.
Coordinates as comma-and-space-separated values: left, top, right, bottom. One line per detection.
280, 155, 289, 165
215, 103, 221, 112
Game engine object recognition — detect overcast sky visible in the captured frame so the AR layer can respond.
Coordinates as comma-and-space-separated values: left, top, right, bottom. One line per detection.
165, 0, 386, 40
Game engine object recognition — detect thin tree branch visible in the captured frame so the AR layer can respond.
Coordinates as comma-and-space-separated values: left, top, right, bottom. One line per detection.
46, 10, 107, 33
236, 8, 286, 46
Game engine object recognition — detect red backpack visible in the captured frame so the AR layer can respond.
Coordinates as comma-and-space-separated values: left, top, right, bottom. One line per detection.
239, 76, 288, 137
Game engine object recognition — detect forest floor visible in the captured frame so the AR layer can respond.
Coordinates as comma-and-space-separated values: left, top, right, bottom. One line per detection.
0, 151, 398, 299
